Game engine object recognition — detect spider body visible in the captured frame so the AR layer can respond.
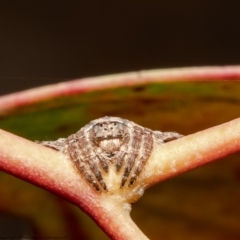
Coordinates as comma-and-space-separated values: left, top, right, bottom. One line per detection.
40, 116, 183, 192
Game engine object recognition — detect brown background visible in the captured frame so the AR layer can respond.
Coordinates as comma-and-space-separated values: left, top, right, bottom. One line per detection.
0, 0, 240, 95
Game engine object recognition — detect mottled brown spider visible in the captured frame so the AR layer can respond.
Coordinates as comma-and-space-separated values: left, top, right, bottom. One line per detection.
39, 116, 183, 192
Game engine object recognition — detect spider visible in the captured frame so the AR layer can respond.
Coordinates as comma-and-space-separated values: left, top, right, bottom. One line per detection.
39, 116, 183, 192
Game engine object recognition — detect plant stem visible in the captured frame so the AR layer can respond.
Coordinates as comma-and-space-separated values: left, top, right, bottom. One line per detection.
0, 117, 239, 239
0, 66, 240, 114
141, 118, 240, 187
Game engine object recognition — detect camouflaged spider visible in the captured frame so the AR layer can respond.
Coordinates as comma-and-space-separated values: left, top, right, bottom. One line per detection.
39, 116, 183, 192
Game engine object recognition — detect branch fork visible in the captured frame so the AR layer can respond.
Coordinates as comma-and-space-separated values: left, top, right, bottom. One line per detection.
0, 118, 239, 239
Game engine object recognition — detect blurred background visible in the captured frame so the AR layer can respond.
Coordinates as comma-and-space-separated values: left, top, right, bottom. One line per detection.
0, 0, 240, 95
0, 1, 240, 240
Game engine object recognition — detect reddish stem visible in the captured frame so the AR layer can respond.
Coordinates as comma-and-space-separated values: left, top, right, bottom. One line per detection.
0, 66, 240, 114
0, 118, 239, 239
141, 118, 240, 187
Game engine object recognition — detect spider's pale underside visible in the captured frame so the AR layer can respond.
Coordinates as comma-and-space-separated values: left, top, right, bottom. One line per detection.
39, 116, 183, 192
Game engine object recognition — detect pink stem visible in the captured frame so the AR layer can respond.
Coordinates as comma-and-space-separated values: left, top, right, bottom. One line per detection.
0, 118, 239, 238
0, 66, 240, 114
142, 118, 240, 186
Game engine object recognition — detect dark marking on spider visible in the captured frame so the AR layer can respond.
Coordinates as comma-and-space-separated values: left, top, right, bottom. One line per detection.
39, 116, 183, 192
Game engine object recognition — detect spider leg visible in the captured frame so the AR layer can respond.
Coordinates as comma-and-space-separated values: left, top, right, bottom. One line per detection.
97, 154, 109, 173
129, 130, 153, 186
67, 134, 107, 191
121, 126, 142, 187
38, 138, 67, 151
71, 145, 101, 191
154, 131, 183, 144
115, 147, 127, 172
115, 134, 130, 171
